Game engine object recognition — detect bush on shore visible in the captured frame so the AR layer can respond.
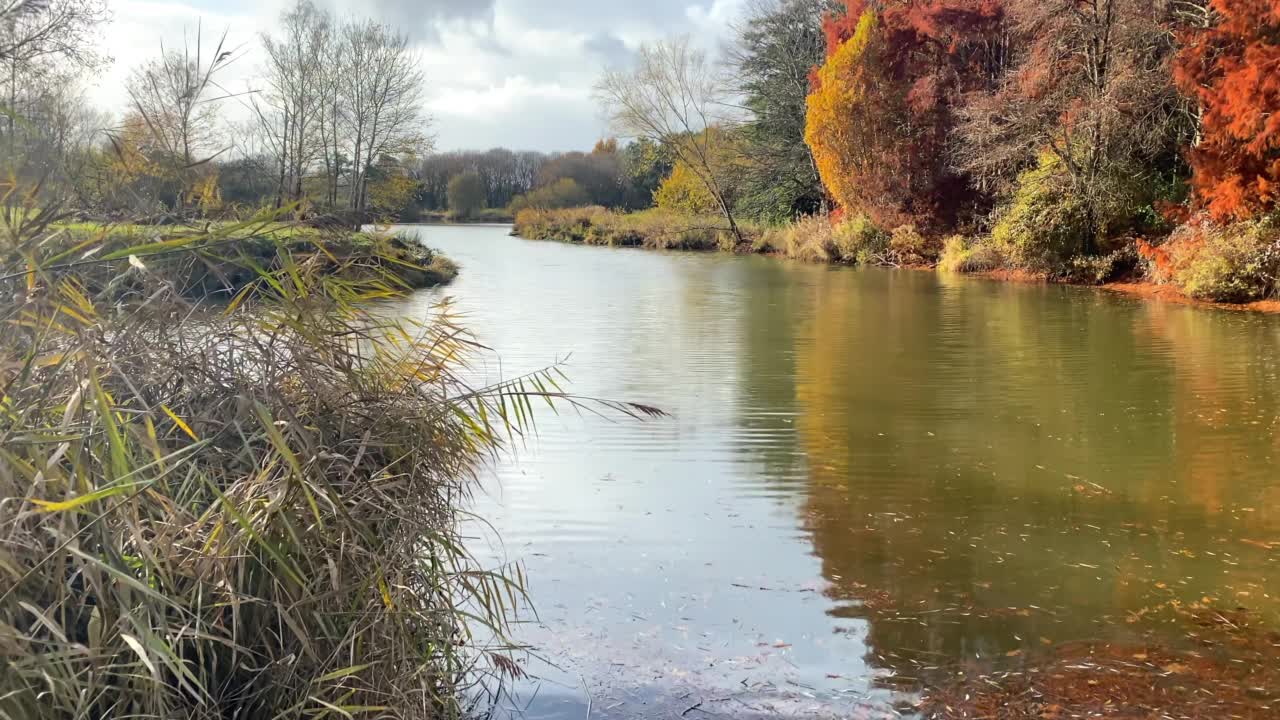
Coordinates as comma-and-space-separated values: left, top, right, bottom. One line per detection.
759, 214, 942, 266
938, 235, 1004, 273
1139, 216, 1280, 302
413, 208, 514, 224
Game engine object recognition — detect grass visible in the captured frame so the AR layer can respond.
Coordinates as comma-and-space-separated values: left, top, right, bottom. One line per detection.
513, 206, 754, 251
0, 192, 659, 719
28, 215, 457, 300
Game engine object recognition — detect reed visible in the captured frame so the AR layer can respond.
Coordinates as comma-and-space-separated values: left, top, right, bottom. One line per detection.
0, 186, 656, 719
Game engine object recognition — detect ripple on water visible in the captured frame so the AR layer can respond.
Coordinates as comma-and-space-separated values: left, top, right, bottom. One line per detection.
396, 225, 1280, 719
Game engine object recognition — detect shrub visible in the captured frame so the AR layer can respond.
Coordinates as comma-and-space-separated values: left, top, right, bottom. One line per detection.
888, 224, 938, 265
1064, 246, 1138, 284
512, 207, 750, 251
832, 213, 888, 264
1139, 216, 1280, 302
779, 214, 838, 262
990, 153, 1091, 270
938, 235, 1003, 273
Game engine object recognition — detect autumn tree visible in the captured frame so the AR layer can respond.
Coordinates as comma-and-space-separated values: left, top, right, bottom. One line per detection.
536, 147, 626, 207
955, 0, 1194, 253
621, 137, 674, 208
805, 0, 1008, 233
655, 162, 720, 215
367, 171, 419, 219
509, 178, 591, 212
595, 36, 747, 240
1174, 0, 1280, 221
1, 0, 108, 180
338, 19, 429, 215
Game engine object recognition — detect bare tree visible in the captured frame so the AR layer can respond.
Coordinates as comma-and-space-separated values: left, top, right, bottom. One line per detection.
595, 36, 745, 240
338, 19, 430, 215
1, 0, 109, 160
256, 0, 331, 210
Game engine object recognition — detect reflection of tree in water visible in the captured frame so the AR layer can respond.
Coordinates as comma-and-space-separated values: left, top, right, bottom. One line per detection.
788, 270, 1280, 684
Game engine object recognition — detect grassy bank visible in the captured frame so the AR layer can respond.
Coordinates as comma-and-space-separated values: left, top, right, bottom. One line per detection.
38, 216, 458, 300
514, 206, 754, 251
0, 201, 658, 719
514, 207, 1280, 309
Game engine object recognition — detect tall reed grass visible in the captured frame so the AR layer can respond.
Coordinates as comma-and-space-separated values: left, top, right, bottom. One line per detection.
0, 186, 656, 719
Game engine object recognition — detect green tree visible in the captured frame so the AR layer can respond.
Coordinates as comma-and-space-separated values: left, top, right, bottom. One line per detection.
447, 170, 487, 219
621, 138, 674, 209
729, 0, 834, 223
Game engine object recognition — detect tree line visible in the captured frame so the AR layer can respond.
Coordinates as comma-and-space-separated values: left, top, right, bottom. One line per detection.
582, 0, 1279, 301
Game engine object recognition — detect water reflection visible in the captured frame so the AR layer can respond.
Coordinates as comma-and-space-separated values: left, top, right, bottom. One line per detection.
393, 226, 1280, 718
791, 269, 1280, 683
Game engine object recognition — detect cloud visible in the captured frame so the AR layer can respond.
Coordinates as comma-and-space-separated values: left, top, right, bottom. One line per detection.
89, 0, 753, 152
324, 0, 497, 43
583, 32, 633, 68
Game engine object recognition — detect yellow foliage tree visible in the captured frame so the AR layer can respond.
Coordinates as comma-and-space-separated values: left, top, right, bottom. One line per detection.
106, 113, 164, 184
369, 174, 420, 218
190, 172, 223, 215
654, 162, 721, 215
804, 9, 880, 216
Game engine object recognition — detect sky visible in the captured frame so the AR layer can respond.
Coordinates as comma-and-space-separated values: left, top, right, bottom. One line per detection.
88, 0, 752, 153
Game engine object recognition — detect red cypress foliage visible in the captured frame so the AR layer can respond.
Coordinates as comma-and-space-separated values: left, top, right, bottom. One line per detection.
1175, 0, 1280, 221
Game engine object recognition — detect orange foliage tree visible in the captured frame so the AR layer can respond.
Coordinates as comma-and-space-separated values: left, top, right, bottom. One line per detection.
1175, 0, 1280, 221
805, 0, 1007, 233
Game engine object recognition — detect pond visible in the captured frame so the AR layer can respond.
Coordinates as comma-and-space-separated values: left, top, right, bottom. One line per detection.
394, 224, 1280, 719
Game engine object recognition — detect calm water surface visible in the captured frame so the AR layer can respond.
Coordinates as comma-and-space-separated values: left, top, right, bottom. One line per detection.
394, 225, 1280, 719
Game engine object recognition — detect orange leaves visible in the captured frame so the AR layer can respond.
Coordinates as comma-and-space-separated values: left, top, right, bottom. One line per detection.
805, 0, 1007, 233
1175, 0, 1280, 221
805, 8, 882, 221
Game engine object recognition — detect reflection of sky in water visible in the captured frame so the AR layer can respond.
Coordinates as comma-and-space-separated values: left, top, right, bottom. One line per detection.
393, 225, 1280, 719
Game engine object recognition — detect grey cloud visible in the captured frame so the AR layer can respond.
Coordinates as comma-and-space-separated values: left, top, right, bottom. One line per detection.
326, 0, 497, 43
501, 0, 714, 29
583, 32, 632, 68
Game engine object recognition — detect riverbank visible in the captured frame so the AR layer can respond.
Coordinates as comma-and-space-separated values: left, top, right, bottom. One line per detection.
514, 207, 1280, 314
414, 209, 514, 224
514, 206, 747, 251
50, 219, 457, 299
